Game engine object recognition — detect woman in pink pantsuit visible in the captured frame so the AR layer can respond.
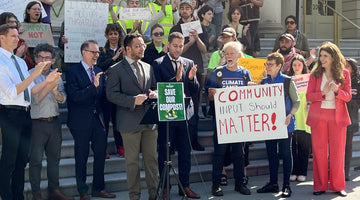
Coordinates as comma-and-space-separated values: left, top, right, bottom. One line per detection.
306, 42, 351, 197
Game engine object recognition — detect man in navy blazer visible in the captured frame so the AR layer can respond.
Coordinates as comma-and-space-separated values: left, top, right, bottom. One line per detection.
152, 32, 200, 199
65, 40, 115, 200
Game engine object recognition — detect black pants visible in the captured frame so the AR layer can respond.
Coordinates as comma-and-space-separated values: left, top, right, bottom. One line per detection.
0, 107, 32, 200
291, 130, 311, 176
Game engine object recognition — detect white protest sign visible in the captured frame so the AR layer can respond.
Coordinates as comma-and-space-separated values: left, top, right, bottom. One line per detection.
293, 74, 310, 92
118, 7, 152, 20
214, 83, 288, 144
0, 0, 47, 23
64, 1, 108, 63
180, 20, 203, 37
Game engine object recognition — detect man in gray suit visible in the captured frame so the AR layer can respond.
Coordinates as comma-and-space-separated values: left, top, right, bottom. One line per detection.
106, 33, 158, 200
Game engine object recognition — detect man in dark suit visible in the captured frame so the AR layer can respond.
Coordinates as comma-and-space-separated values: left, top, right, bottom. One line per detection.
106, 33, 159, 200
152, 32, 200, 199
170, 0, 208, 151
65, 40, 116, 200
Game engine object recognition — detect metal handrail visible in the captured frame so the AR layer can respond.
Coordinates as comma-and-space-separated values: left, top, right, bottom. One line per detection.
318, 0, 360, 46
318, 0, 360, 30
303, 0, 360, 46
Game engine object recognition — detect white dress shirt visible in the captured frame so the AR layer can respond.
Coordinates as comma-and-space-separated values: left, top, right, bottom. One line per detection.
0, 47, 34, 106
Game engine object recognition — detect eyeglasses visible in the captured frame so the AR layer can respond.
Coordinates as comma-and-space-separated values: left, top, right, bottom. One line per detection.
84, 49, 101, 55
30, 8, 42, 11
264, 62, 277, 67
152, 32, 164, 37
135, 44, 147, 49
285, 21, 295, 25
36, 55, 53, 61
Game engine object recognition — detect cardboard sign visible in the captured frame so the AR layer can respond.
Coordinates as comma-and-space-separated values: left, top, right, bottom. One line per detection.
20, 23, 54, 47
64, 1, 108, 63
214, 84, 288, 144
293, 74, 310, 92
118, 7, 152, 20
180, 20, 203, 37
238, 58, 266, 83
157, 82, 185, 121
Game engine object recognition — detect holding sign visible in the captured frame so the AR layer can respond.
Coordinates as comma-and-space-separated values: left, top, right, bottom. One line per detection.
157, 82, 185, 121
20, 23, 54, 47
118, 7, 152, 20
214, 84, 288, 144
180, 20, 203, 37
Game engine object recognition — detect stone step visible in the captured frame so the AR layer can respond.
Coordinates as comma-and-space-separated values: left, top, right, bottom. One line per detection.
23, 150, 360, 199
23, 135, 360, 182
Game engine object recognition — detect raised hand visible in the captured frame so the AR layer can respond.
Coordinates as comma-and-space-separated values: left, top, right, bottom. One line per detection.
94, 72, 103, 87
188, 64, 197, 80
176, 62, 183, 81
32, 61, 52, 77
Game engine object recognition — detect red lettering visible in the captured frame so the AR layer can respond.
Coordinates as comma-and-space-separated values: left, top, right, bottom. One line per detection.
253, 114, 260, 132
246, 115, 252, 132
228, 90, 238, 101
218, 91, 226, 103
262, 113, 270, 131
238, 116, 244, 132
229, 117, 237, 134
218, 119, 228, 135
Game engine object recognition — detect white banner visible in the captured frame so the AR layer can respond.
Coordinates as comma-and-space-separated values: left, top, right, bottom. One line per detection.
180, 20, 203, 37
118, 7, 152, 20
0, 0, 47, 23
64, 1, 107, 63
214, 83, 288, 144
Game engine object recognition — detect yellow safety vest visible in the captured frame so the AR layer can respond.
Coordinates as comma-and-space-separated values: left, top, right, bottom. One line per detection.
108, 6, 119, 24
148, 3, 174, 43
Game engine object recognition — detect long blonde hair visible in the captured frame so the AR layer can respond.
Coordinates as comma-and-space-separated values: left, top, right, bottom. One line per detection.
311, 41, 345, 85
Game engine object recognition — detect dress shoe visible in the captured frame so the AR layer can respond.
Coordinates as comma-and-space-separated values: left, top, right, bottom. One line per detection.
32, 193, 43, 200
281, 186, 292, 198
297, 175, 306, 182
92, 190, 116, 198
313, 190, 325, 195
235, 184, 251, 195
192, 142, 205, 151
79, 193, 89, 200
289, 175, 297, 182
117, 146, 125, 157
178, 187, 200, 199
211, 186, 223, 196
48, 189, 74, 200
336, 190, 347, 197
257, 182, 279, 193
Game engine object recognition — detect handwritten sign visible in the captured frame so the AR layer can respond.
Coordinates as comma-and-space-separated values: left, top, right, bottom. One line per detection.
292, 74, 310, 92
214, 84, 288, 144
20, 23, 54, 47
157, 82, 185, 121
118, 7, 152, 20
238, 58, 266, 83
180, 20, 203, 37
0, 0, 47, 23
64, 1, 108, 63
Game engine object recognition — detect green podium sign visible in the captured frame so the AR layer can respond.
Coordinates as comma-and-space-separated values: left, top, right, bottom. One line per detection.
157, 82, 185, 121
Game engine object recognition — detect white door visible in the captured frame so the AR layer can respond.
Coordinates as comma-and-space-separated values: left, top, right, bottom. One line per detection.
305, 0, 342, 39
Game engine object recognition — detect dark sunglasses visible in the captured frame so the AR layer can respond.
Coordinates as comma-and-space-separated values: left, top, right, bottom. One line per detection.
152, 32, 164, 37
285, 21, 295, 25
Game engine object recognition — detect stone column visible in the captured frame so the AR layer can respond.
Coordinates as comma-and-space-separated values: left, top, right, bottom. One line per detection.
259, 0, 283, 38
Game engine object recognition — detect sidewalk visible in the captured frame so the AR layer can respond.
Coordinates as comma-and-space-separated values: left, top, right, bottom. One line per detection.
91, 169, 360, 200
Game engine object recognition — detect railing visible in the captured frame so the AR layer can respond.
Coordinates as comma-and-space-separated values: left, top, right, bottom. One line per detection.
303, 0, 360, 46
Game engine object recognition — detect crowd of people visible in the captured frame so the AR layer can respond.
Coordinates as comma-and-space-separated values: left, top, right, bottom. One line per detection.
0, 0, 359, 200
